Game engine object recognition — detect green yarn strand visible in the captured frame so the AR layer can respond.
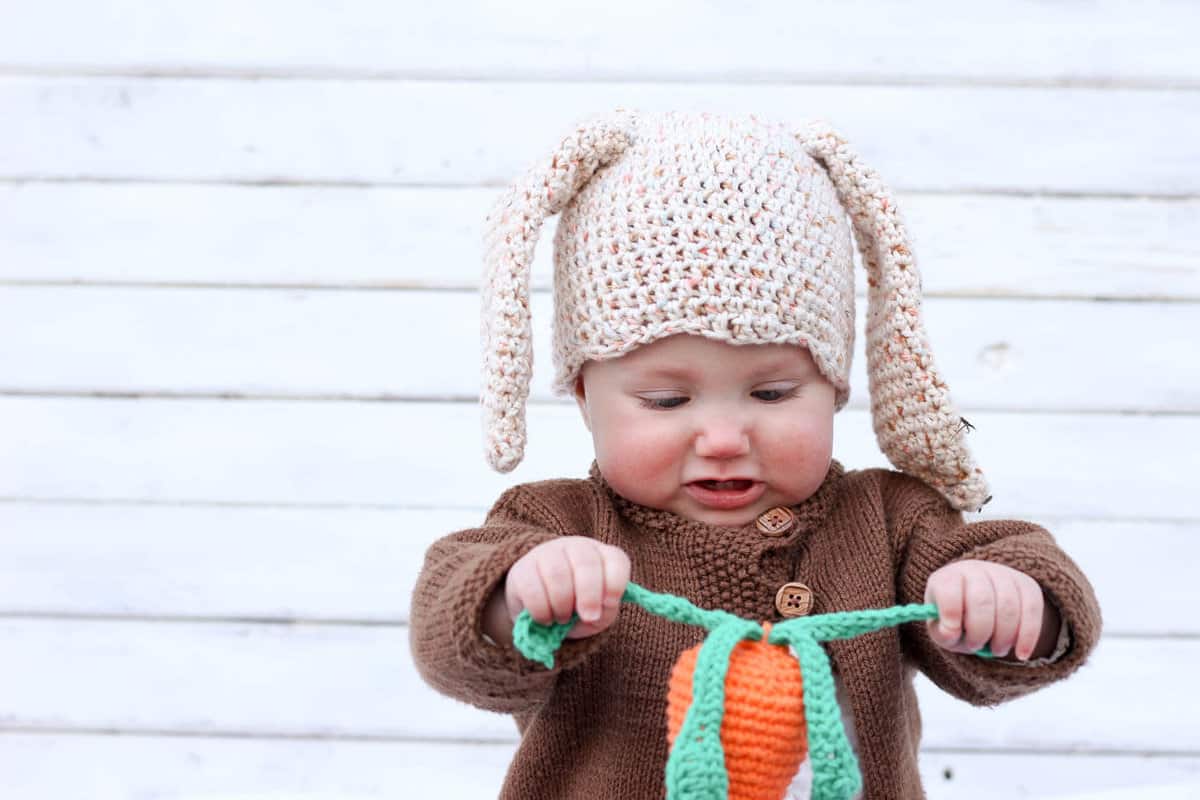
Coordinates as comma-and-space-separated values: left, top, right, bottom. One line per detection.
512, 583, 749, 668
779, 603, 939, 641
664, 618, 761, 800
512, 582, 992, 800
622, 581, 745, 632
768, 623, 862, 799
512, 611, 578, 669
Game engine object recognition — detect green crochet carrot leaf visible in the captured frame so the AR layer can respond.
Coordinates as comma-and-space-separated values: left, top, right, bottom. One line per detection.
512, 581, 992, 800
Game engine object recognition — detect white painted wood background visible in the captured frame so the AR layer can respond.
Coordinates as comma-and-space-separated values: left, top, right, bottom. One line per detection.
2, 2, 1198, 798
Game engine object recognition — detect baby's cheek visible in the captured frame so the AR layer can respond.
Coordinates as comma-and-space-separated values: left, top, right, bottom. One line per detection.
594, 420, 681, 499
762, 416, 834, 493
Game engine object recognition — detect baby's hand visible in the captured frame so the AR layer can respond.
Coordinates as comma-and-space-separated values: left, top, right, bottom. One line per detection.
503, 537, 631, 640
924, 559, 1047, 661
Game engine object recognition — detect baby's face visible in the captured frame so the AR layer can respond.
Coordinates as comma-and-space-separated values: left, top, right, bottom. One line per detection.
574, 333, 836, 527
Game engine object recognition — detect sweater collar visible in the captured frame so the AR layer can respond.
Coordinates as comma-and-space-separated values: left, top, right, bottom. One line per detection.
587, 458, 846, 541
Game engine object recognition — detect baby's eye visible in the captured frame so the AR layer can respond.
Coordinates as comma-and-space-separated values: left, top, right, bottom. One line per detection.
638, 396, 688, 410
752, 388, 797, 402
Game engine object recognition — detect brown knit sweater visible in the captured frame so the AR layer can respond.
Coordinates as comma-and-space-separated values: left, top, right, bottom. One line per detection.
409, 460, 1102, 799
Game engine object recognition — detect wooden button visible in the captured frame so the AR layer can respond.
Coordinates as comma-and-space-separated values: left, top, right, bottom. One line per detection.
755, 506, 795, 537
775, 582, 814, 618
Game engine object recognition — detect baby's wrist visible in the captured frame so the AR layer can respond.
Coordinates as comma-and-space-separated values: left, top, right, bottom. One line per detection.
482, 581, 514, 647
1030, 595, 1062, 660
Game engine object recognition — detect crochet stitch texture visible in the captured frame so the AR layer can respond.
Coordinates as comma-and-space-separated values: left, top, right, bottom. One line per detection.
667, 622, 807, 800
480, 109, 990, 511
513, 581, 971, 800
409, 459, 1104, 799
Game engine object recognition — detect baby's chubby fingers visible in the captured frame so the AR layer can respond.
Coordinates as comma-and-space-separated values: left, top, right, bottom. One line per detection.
925, 559, 1049, 659
566, 541, 631, 640
926, 560, 1003, 654
536, 542, 579, 624
504, 548, 555, 626
959, 569, 997, 653
563, 539, 607, 624
924, 565, 965, 650
985, 573, 1025, 658
599, 543, 632, 612
503, 537, 632, 639
1012, 572, 1046, 661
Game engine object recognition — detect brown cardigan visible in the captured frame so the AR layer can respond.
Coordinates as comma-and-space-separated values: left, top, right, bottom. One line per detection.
409, 460, 1102, 799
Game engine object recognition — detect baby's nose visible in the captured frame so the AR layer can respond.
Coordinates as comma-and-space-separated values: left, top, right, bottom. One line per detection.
693, 419, 751, 458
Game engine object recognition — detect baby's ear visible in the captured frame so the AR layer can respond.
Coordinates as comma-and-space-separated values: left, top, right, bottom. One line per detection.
573, 375, 591, 431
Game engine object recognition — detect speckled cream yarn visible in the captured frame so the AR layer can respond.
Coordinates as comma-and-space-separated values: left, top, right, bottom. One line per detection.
480, 108, 990, 512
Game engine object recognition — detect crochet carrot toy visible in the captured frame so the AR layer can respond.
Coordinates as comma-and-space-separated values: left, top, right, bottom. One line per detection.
513, 581, 990, 800
667, 620, 806, 800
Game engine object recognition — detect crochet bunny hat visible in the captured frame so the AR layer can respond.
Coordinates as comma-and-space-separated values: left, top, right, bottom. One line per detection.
480, 108, 990, 512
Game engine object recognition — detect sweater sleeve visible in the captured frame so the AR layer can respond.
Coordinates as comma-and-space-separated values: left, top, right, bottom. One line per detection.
887, 471, 1103, 706
408, 483, 614, 716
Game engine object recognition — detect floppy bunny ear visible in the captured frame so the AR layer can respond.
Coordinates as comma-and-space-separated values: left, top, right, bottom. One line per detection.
796, 120, 990, 512
480, 111, 634, 472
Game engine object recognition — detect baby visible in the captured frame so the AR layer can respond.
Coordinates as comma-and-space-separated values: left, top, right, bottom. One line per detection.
410, 109, 1101, 799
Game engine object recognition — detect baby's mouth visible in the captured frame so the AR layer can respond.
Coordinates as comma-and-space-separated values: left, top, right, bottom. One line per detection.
694, 479, 756, 491
685, 479, 766, 509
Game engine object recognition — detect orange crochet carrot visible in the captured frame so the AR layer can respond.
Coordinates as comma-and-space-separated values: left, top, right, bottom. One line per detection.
515, 583, 979, 799
666, 623, 807, 800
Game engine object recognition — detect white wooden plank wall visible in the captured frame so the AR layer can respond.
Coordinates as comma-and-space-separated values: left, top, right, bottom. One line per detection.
2, 2, 1199, 798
